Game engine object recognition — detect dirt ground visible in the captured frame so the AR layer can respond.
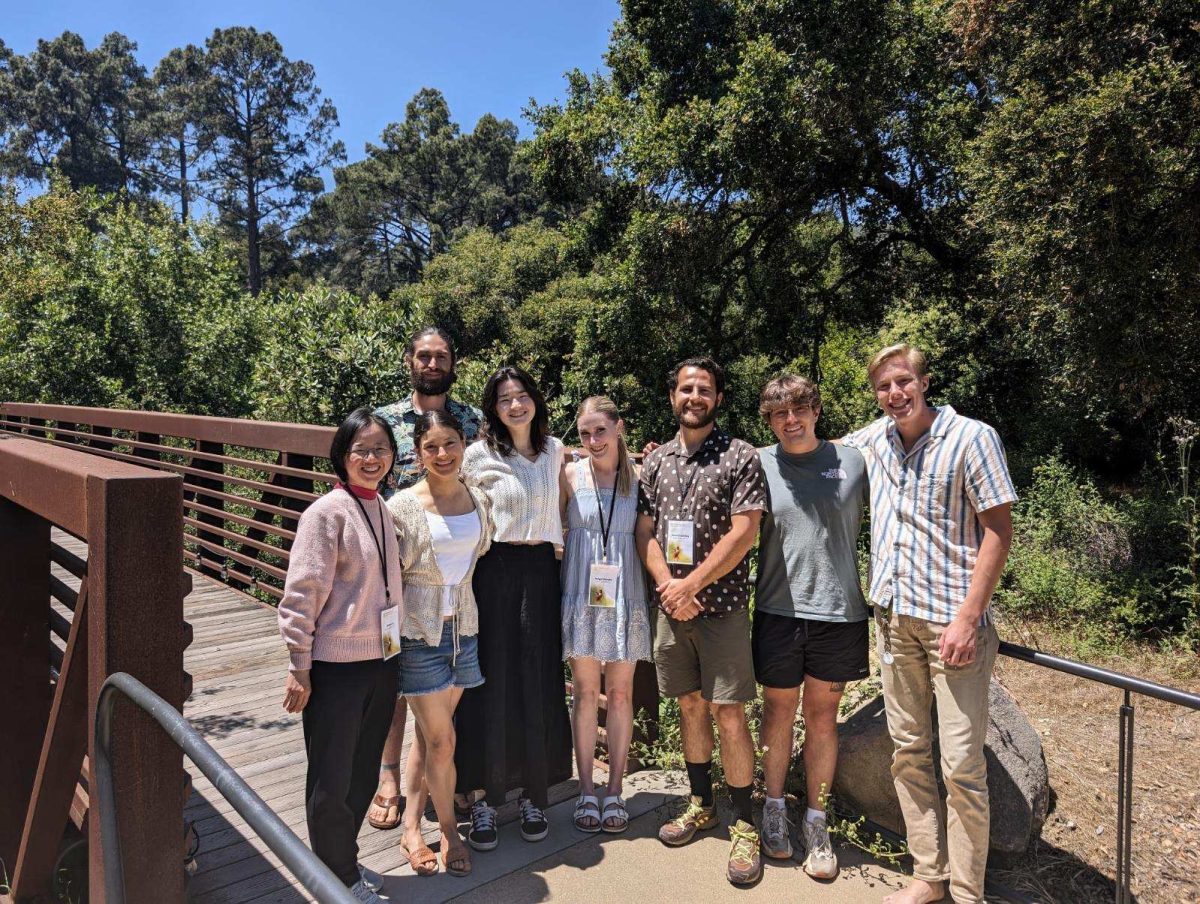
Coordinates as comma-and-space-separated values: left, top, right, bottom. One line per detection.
990, 635, 1200, 903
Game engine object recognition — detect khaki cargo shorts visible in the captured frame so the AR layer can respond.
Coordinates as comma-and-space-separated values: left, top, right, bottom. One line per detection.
653, 608, 756, 704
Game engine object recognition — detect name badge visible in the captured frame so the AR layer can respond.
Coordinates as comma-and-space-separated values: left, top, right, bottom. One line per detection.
666, 520, 695, 565
380, 606, 401, 660
588, 562, 620, 608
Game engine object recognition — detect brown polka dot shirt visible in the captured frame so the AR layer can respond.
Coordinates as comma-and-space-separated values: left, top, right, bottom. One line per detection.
637, 425, 767, 616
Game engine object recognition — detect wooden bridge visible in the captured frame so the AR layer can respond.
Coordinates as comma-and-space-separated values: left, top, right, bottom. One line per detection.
0, 403, 909, 903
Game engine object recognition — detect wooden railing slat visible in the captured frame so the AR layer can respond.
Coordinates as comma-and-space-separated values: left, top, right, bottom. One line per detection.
50, 542, 88, 579
24, 435, 322, 504
50, 574, 80, 611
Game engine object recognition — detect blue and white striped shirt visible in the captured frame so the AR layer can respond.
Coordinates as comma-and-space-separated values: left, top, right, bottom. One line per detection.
844, 406, 1017, 625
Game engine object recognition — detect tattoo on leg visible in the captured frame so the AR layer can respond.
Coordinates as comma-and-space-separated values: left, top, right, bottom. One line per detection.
829, 682, 845, 693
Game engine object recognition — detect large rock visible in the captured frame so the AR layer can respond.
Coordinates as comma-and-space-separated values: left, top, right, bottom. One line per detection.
831, 679, 1049, 863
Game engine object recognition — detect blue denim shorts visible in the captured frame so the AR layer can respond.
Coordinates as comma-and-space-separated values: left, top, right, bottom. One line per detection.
399, 622, 484, 697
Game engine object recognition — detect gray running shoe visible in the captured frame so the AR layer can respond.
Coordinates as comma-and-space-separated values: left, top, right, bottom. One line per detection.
801, 815, 838, 879
761, 804, 793, 859
349, 878, 386, 903
358, 863, 384, 892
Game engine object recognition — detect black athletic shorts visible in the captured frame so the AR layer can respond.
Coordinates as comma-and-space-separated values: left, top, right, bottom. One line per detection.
751, 609, 870, 687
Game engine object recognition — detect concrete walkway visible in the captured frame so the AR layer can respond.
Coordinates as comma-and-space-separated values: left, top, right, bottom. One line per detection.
376, 770, 909, 904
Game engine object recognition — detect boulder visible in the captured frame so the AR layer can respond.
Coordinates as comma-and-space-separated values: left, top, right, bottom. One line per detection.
831, 679, 1050, 863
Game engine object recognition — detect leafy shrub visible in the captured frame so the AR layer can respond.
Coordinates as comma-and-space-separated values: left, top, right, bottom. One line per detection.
251, 284, 413, 424
998, 453, 1197, 647
0, 180, 257, 415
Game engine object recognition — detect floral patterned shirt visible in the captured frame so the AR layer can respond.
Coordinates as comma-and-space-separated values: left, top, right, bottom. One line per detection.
374, 395, 484, 496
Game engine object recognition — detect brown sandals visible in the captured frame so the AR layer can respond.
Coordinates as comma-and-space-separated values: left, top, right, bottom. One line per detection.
367, 792, 401, 830
441, 843, 472, 877
400, 839, 439, 876
367, 762, 402, 830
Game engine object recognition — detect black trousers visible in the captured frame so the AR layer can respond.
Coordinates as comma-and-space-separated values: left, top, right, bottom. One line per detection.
302, 658, 398, 886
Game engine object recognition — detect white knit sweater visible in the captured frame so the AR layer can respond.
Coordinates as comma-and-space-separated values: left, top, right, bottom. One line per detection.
387, 484, 492, 646
462, 436, 564, 545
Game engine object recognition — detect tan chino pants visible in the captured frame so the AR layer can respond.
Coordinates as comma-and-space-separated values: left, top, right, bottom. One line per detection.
877, 610, 998, 904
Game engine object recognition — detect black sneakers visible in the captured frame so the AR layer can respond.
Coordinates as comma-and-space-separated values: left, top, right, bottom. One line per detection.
467, 799, 498, 851
467, 796, 550, 848
519, 797, 549, 842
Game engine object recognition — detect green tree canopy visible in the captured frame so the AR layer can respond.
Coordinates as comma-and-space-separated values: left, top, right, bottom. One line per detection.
196, 26, 345, 295
302, 88, 546, 298
0, 179, 257, 414
0, 32, 158, 196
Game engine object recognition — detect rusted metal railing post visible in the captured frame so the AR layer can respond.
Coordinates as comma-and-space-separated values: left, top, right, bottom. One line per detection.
85, 466, 186, 903
0, 490, 52, 872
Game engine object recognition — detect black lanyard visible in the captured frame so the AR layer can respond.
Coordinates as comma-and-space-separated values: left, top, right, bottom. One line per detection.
589, 458, 620, 561
348, 488, 391, 605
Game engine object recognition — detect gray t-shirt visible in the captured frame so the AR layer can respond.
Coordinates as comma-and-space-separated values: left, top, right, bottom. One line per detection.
755, 441, 869, 622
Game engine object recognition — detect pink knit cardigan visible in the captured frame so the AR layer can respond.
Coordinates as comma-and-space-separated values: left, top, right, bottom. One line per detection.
278, 487, 404, 671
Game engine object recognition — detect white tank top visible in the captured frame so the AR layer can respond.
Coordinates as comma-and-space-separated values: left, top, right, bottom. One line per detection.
424, 509, 482, 618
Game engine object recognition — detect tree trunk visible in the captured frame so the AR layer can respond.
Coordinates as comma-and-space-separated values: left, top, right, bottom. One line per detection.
247, 178, 261, 296
178, 128, 189, 224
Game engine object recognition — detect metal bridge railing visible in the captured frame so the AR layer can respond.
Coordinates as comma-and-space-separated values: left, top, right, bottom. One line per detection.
997, 640, 1200, 904
94, 672, 357, 904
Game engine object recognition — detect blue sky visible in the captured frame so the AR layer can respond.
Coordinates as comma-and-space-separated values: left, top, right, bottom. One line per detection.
4, 0, 620, 162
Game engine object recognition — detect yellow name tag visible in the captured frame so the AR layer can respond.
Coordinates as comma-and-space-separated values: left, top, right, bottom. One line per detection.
666, 520, 695, 565
588, 562, 620, 608
380, 606, 401, 660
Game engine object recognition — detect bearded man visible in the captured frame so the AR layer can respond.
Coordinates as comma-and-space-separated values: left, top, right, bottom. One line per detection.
634, 356, 767, 886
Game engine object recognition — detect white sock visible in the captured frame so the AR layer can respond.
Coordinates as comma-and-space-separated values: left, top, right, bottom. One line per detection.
806, 806, 825, 824
765, 796, 786, 811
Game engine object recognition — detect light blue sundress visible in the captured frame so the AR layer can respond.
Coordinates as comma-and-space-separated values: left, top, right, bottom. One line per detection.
561, 478, 652, 662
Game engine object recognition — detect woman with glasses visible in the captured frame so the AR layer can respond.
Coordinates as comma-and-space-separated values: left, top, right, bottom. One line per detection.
278, 406, 401, 904
454, 366, 573, 851
386, 410, 489, 878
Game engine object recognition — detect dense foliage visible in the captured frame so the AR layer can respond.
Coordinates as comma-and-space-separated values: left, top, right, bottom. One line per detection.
1, 4, 1198, 642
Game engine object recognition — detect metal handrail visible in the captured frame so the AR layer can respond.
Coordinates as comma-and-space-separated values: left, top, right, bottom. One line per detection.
94, 672, 357, 904
998, 641, 1200, 710
997, 640, 1200, 904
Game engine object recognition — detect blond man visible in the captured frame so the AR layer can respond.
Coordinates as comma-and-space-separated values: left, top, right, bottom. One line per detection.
844, 344, 1015, 904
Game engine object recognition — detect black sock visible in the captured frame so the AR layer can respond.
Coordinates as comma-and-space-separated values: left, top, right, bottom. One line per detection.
685, 760, 714, 807
729, 784, 753, 826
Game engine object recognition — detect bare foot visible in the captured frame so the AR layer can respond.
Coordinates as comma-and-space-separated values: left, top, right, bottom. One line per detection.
882, 879, 946, 904
366, 763, 402, 828
401, 826, 426, 856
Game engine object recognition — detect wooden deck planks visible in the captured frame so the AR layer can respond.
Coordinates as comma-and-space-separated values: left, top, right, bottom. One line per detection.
49, 530, 584, 904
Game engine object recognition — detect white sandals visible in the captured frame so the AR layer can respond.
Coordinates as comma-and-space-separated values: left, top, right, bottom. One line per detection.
574, 794, 601, 833
601, 795, 629, 833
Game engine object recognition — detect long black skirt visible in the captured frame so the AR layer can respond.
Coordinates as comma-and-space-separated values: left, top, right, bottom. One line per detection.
454, 542, 572, 808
